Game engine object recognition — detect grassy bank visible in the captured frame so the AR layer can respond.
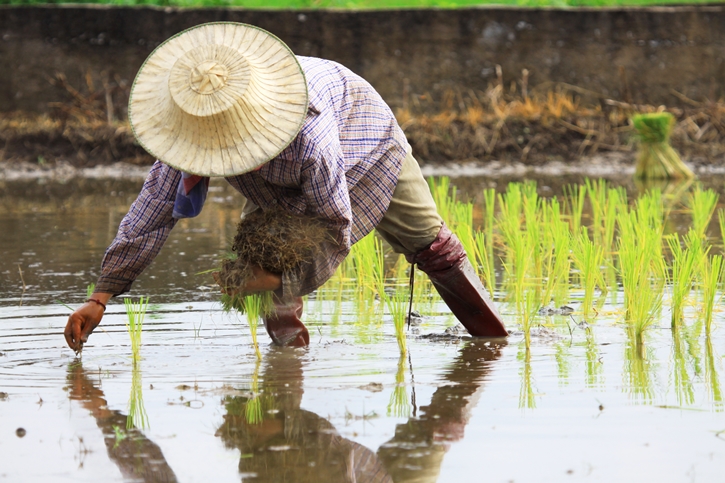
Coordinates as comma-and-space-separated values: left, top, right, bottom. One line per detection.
0, 0, 721, 7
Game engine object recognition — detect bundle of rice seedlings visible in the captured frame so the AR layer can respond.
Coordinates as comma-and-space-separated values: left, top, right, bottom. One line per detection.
216, 207, 332, 294
632, 112, 694, 180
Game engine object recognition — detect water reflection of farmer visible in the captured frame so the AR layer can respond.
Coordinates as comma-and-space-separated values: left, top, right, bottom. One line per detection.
378, 340, 506, 482
64, 22, 507, 353
217, 348, 392, 482
65, 362, 178, 483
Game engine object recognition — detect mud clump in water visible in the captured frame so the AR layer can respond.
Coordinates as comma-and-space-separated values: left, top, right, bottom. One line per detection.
217, 208, 331, 291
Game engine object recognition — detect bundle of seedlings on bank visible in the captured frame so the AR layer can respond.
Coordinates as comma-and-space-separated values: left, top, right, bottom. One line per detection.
124, 296, 148, 363
632, 112, 694, 180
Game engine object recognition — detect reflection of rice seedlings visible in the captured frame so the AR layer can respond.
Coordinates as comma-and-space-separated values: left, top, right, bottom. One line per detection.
702, 255, 723, 336
245, 362, 263, 424
385, 286, 408, 355
584, 329, 603, 387
127, 364, 149, 430
570, 227, 607, 320
623, 337, 655, 403
554, 342, 571, 385
705, 338, 724, 410
518, 344, 536, 409
688, 186, 719, 239
666, 231, 700, 328
387, 355, 410, 418
124, 297, 148, 362
672, 327, 695, 406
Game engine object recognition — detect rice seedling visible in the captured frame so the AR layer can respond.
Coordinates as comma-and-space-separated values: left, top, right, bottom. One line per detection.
387, 354, 410, 418
563, 183, 586, 234
350, 231, 386, 310
539, 198, 571, 308
616, 203, 666, 345
222, 292, 274, 361
688, 186, 719, 239
704, 338, 723, 409
672, 327, 695, 406
385, 284, 408, 355
666, 231, 700, 328
632, 112, 694, 180
428, 176, 458, 226
701, 254, 723, 336
124, 296, 148, 363
86, 283, 95, 299
474, 231, 496, 296
127, 364, 149, 430
570, 227, 607, 320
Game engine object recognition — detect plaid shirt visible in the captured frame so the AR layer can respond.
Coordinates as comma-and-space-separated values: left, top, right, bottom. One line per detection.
96, 57, 410, 298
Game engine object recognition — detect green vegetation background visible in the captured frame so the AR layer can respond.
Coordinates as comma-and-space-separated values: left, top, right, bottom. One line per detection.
1, 0, 721, 8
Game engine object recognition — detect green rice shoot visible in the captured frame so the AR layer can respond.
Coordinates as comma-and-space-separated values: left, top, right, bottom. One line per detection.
124, 296, 148, 363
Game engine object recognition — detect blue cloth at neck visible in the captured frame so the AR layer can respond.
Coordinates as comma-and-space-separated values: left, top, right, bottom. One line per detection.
172, 173, 209, 219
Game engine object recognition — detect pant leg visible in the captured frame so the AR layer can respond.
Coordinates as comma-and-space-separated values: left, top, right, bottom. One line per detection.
376, 152, 443, 255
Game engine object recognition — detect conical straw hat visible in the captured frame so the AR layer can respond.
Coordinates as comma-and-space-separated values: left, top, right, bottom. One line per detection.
129, 22, 308, 177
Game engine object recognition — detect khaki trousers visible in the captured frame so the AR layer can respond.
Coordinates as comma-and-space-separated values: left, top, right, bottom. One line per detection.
375, 151, 443, 255
241, 151, 443, 255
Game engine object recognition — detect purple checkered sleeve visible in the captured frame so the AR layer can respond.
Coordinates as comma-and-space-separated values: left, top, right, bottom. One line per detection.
95, 161, 181, 295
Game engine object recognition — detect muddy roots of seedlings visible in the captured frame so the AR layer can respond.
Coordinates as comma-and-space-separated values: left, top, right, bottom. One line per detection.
217, 208, 331, 292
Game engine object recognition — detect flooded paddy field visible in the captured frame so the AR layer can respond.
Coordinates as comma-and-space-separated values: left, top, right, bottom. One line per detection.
2, 171, 725, 482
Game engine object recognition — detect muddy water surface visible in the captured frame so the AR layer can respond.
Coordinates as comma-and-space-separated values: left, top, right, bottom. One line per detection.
2, 173, 725, 482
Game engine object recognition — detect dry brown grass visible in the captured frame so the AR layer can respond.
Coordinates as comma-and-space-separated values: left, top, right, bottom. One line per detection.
398, 81, 725, 165
3, 68, 725, 167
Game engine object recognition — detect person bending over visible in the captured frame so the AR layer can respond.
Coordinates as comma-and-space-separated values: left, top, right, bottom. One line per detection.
64, 22, 507, 352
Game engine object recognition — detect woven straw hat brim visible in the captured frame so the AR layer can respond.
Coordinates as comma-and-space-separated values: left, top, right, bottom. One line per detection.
129, 22, 308, 177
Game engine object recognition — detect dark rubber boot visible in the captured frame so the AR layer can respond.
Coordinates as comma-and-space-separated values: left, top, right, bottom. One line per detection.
263, 296, 310, 347
407, 225, 508, 337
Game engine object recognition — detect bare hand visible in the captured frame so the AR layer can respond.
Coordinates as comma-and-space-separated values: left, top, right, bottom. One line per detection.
64, 293, 111, 353
213, 265, 282, 296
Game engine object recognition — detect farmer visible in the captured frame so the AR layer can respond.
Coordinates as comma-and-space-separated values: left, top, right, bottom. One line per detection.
64, 22, 507, 352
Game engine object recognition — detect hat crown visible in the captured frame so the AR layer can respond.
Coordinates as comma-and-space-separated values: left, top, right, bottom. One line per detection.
190, 61, 228, 95
129, 22, 308, 177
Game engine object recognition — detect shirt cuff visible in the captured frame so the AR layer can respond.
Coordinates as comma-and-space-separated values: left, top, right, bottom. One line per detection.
94, 275, 133, 297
